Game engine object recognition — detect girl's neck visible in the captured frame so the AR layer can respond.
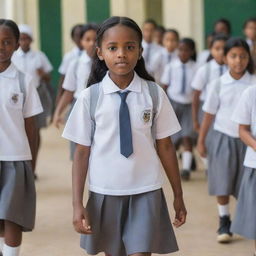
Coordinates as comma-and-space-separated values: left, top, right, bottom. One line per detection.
109, 71, 135, 90
215, 59, 224, 65
229, 70, 246, 80
0, 61, 11, 73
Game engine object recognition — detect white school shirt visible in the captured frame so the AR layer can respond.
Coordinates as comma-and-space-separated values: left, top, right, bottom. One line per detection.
150, 48, 178, 84
161, 58, 197, 104
62, 51, 92, 99
62, 72, 181, 196
0, 63, 43, 161
58, 46, 82, 75
142, 40, 163, 74
191, 59, 227, 101
203, 71, 256, 138
197, 49, 210, 67
12, 48, 53, 88
232, 86, 256, 168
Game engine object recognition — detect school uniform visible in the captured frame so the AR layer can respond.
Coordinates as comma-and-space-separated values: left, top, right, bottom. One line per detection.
150, 48, 178, 85
58, 46, 82, 75
62, 72, 181, 256
197, 49, 210, 67
203, 71, 256, 197
161, 58, 197, 144
0, 63, 43, 231
12, 47, 53, 128
62, 51, 92, 159
231, 86, 256, 240
191, 59, 227, 123
142, 40, 163, 75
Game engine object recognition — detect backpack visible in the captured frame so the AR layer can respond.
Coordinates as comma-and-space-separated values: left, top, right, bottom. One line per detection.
89, 80, 159, 141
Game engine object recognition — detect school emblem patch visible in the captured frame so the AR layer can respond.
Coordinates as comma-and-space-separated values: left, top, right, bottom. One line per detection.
11, 93, 19, 104
142, 109, 151, 123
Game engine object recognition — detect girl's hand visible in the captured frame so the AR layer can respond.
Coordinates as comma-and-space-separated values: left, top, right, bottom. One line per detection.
193, 121, 200, 133
173, 196, 187, 228
197, 141, 207, 158
52, 112, 64, 129
73, 205, 92, 234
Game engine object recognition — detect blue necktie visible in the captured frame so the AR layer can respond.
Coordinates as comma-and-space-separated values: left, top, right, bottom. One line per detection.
219, 65, 223, 76
117, 91, 133, 158
181, 64, 186, 94
167, 54, 172, 63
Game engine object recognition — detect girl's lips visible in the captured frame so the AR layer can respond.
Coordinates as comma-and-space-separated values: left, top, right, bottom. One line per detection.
115, 62, 128, 67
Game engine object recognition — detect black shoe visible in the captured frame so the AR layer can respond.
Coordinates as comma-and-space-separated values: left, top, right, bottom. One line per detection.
217, 215, 232, 243
191, 155, 197, 171
181, 169, 191, 181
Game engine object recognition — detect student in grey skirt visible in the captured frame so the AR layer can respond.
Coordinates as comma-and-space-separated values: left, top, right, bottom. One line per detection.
63, 16, 187, 256
197, 37, 256, 244
231, 86, 256, 255
0, 19, 43, 256
161, 38, 197, 181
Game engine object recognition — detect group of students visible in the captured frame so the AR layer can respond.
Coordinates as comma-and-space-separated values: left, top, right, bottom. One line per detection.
0, 14, 256, 256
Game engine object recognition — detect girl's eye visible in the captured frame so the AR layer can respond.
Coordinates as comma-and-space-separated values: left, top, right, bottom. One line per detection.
108, 46, 116, 51
127, 45, 135, 50
3, 41, 10, 45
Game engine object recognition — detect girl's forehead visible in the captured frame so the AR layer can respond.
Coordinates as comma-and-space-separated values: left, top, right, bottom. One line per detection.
228, 46, 248, 53
102, 24, 140, 43
0, 25, 14, 36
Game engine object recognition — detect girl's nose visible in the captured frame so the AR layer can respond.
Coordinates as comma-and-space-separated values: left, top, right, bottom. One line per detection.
117, 48, 125, 58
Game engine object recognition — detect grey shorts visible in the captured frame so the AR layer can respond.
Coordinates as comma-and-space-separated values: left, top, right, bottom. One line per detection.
81, 189, 179, 256
0, 161, 36, 231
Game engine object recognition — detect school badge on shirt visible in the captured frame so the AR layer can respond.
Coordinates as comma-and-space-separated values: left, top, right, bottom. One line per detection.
11, 93, 19, 104
142, 109, 152, 123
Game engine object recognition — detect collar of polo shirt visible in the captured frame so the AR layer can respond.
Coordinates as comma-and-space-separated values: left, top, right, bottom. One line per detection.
221, 70, 251, 84
102, 71, 142, 94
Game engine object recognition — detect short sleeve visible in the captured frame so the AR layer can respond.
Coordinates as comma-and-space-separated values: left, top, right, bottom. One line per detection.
160, 64, 171, 86
191, 65, 206, 91
62, 90, 92, 146
62, 60, 77, 92
23, 75, 43, 118
58, 53, 70, 75
202, 79, 220, 115
153, 87, 181, 139
39, 51, 53, 73
231, 87, 253, 125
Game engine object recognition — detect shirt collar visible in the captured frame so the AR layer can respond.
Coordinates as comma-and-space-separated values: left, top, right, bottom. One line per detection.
15, 47, 32, 56
221, 70, 252, 84
80, 51, 91, 63
0, 63, 17, 78
102, 71, 142, 94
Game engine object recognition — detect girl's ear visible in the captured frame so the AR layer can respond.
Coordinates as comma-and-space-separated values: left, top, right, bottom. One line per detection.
96, 46, 104, 60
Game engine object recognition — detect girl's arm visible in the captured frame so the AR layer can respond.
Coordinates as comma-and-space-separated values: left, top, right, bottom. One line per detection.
72, 144, 92, 234
55, 75, 65, 105
192, 90, 201, 132
239, 124, 256, 150
156, 137, 187, 228
53, 90, 74, 128
37, 68, 51, 83
25, 116, 38, 171
197, 112, 215, 157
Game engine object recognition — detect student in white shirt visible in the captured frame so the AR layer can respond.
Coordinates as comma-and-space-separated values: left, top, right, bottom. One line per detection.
231, 86, 256, 256
0, 19, 43, 256
197, 32, 214, 67
141, 19, 163, 74
53, 24, 98, 159
153, 25, 165, 46
197, 38, 256, 244
12, 24, 53, 177
55, 24, 84, 104
213, 18, 232, 37
62, 16, 186, 256
192, 34, 228, 133
161, 38, 197, 181
151, 29, 179, 85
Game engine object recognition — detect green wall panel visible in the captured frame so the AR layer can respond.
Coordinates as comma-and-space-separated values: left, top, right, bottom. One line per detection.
38, 0, 62, 88
86, 0, 110, 24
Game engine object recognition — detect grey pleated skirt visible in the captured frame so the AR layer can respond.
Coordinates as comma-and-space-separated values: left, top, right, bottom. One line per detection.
35, 83, 52, 129
231, 167, 256, 240
207, 130, 246, 198
0, 161, 36, 232
81, 189, 179, 256
170, 100, 193, 144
